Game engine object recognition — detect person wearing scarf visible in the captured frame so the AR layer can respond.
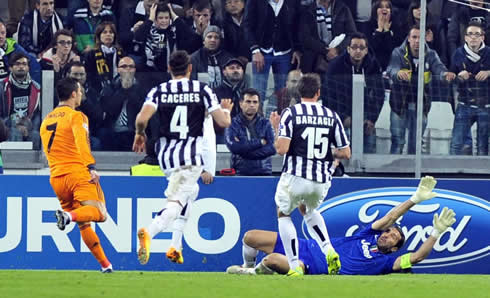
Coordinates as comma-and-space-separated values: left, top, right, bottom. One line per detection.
83, 21, 123, 94
18, 0, 64, 58
0, 52, 41, 149
449, 21, 490, 155
133, 3, 200, 74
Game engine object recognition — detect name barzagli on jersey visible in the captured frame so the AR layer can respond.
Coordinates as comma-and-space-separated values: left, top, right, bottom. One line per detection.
159, 93, 201, 104
295, 115, 335, 126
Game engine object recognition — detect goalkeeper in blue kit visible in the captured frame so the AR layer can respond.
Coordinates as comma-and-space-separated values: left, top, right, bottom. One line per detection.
227, 176, 457, 275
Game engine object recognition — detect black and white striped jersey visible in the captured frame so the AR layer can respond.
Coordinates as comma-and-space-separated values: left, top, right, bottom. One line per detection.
144, 78, 220, 170
278, 102, 350, 183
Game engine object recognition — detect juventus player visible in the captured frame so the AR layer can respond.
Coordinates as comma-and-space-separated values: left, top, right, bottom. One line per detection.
132, 50, 233, 265
269, 73, 351, 276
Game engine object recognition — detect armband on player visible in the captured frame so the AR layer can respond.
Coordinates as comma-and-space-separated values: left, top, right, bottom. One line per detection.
400, 253, 412, 270
87, 164, 96, 171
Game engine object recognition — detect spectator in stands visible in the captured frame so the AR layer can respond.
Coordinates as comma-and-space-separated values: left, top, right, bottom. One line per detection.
98, 57, 146, 151
368, 0, 405, 71
186, 0, 220, 37
214, 57, 248, 117
83, 21, 123, 94
190, 25, 233, 88
225, 88, 276, 175
133, 3, 201, 75
213, 57, 248, 143
222, 0, 250, 63
299, 0, 356, 74
18, 0, 65, 59
0, 20, 42, 83
387, 25, 455, 155
405, 0, 442, 59
66, 61, 103, 150
119, 0, 158, 53
67, 0, 116, 53
326, 32, 384, 153
6, 0, 36, 37
266, 69, 302, 117
40, 29, 80, 83
0, 52, 41, 149
242, 0, 302, 103
68, 0, 117, 19
449, 22, 490, 156
448, 0, 489, 65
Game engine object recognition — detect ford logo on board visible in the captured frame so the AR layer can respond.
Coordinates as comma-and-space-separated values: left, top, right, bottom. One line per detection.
303, 187, 490, 274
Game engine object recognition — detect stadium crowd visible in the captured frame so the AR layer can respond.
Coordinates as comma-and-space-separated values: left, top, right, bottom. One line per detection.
0, 0, 489, 172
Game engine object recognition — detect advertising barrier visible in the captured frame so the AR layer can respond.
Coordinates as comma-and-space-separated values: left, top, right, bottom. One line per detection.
0, 175, 488, 274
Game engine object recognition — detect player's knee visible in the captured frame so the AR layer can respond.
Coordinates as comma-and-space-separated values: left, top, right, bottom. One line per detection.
166, 201, 183, 221
262, 254, 280, 268
243, 230, 258, 247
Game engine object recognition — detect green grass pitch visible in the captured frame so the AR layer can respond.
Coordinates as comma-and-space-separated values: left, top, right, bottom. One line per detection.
0, 270, 489, 298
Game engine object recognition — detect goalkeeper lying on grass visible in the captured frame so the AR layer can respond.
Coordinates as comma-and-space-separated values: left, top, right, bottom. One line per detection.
227, 176, 456, 275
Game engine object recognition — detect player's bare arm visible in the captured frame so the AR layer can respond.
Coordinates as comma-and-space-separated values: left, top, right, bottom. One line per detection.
133, 104, 156, 153
392, 207, 456, 271
333, 147, 351, 160
269, 111, 290, 155
372, 176, 437, 231
211, 98, 233, 128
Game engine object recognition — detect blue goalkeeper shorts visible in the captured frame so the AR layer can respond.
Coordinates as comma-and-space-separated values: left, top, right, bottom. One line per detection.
274, 234, 328, 275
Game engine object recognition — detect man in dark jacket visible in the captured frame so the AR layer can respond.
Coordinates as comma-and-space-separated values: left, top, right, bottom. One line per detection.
119, 0, 157, 53
225, 88, 276, 175
98, 56, 146, 151
18, 0, 65, 58
242, 0, 302, 103
190, 25, 233, 88
387, 25, 455, 154
326, 32, 384, 153
222, 0, 250, 63
449, 22, 490, 156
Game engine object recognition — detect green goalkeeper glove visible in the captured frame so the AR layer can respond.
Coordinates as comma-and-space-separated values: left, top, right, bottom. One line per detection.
431, 207, 456, 238
409, 176, 438, 204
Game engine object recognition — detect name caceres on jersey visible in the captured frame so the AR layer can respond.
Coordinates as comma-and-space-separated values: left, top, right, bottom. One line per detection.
278, 102, 350, 182
144, 78, 220, 170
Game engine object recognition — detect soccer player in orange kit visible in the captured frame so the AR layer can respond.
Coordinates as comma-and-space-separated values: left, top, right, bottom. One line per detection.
40, 77, 113, 273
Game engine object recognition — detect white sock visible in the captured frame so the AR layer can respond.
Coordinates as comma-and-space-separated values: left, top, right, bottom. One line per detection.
254, 260, 275, 275
278, 216, 299, 270
148, 202, 182, 238
170, 217, 186, 249
170, 202, 192, 249
305, 210, 333, 254
242, 241, 258, 268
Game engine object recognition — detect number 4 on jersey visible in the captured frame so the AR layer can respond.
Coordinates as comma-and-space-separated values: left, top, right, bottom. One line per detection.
170, 105, 189, 139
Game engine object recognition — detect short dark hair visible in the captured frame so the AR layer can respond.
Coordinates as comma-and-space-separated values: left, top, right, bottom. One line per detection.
56, 77, 80, 102
49, 28, 75, 50
349, 32, 368, 48
169, 50, 191, 76
8, 52, 30, 67
240, 88, 260, 102
193, 0, 212, 12
67, 61, 85, 72
157, 2, 170, 14
408, 24, 420, 36
466, 21, 485, 34
297, 73, 321, 98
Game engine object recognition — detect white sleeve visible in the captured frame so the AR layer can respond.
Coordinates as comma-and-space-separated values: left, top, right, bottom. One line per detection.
201, 115, 216, 176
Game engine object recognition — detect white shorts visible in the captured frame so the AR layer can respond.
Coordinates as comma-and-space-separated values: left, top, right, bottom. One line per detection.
274, 172, 331, 215
164, 165, 202, 206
